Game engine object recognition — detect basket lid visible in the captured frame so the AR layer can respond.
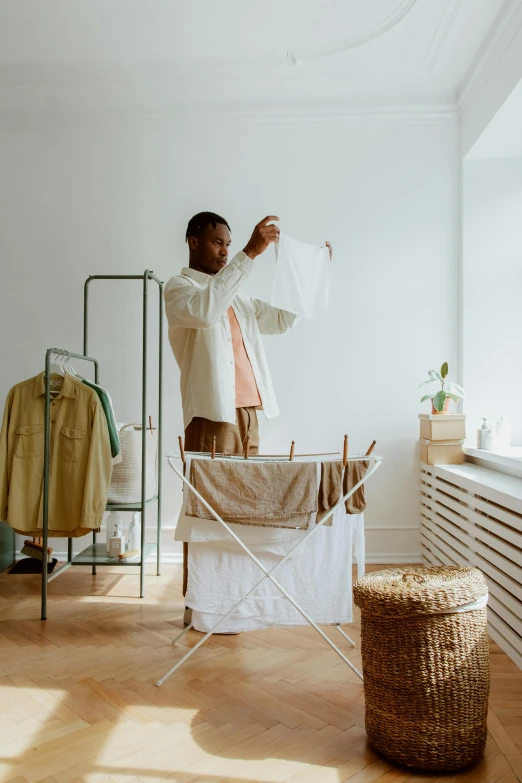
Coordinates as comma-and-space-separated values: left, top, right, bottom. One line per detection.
353, 565, 487, 617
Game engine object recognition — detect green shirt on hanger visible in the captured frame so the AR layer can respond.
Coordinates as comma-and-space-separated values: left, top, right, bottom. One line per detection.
82, 379, 122, 464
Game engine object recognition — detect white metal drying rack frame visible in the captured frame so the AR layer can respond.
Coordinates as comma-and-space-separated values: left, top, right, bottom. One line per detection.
157, 445, 382, 686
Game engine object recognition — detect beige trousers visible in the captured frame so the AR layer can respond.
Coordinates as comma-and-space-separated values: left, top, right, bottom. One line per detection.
184, 407, 260, 456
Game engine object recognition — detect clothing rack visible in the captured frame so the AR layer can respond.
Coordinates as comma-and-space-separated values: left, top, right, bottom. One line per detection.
83, 271, 164, 599
158, 447, 382, 686
39, 270, 164, 620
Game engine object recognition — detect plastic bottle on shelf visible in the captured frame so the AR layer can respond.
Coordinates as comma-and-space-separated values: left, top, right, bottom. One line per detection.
127, 512, 141, 553
105, 511, 123, 553
477, 418, 493, 449
496, 416, 511, 451
484, 428, 494, 451
109, 529, 125, 557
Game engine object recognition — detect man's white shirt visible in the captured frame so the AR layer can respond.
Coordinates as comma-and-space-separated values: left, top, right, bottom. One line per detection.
164, 251, 299, 428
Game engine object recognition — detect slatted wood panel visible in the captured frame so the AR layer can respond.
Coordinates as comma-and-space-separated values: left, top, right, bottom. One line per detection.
0, 561, 521, 782
421, 462, 522, 670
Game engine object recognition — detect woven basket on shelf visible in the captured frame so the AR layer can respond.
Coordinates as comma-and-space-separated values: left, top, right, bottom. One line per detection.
108, 424, 158, 504
353, 565, 490, 772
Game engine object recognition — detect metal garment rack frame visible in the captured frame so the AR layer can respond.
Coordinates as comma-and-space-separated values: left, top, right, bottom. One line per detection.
157, 451, 382, 686
40, 270, 163, 620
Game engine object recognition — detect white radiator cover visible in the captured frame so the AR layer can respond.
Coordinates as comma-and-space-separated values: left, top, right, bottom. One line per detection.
420, 462, 522, 670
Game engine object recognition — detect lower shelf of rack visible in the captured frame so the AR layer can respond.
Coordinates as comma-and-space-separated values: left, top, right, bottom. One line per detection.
70, 542, 158, 566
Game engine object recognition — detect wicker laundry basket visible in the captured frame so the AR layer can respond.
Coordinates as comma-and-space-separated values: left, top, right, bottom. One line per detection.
108, 424, 158, 504
353, 565, 490, 771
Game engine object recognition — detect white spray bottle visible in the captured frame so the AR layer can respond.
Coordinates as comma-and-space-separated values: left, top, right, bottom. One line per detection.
127, 512, 141, 553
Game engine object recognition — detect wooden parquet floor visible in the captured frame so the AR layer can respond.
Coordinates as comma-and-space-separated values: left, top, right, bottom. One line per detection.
0, 562, 521, 783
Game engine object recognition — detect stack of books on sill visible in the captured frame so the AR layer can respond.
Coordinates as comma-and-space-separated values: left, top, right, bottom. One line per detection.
419, 413, 466, 465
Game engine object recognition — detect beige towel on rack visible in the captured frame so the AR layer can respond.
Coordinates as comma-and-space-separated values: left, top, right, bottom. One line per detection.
343, 459, 368, 514
185, 459, 317, 529
316, 460, 343, 527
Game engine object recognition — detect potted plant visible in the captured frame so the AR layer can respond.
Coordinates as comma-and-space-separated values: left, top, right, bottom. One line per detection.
420, 362, 465, 414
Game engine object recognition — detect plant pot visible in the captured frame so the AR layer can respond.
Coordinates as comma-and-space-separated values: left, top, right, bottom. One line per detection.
431, 396, 452, 415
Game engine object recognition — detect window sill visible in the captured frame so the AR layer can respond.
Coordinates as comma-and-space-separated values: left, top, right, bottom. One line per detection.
463, 445, 522, 479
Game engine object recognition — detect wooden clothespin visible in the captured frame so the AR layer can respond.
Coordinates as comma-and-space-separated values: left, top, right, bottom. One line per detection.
148, 416, 153, 433
211, 436, 216, 459
343, 434, 349, 467
178, 435, 186, 466
289, 441, 295, 461
366, 440, 377, 456
244, 436, 250, 460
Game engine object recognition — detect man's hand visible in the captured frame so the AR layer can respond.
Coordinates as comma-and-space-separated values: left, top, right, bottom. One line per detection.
325, 241, 333, 260
243, 216, 280, 260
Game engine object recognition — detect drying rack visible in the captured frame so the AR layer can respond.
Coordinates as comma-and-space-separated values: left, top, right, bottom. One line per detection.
157, 436, 382, 686
39, 270, 164, 620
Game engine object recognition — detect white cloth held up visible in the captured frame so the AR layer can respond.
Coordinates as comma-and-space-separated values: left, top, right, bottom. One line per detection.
270, 231, 331, 319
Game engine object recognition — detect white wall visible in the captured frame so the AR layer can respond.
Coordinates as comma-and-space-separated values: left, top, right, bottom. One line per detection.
463, 157, 522, 444
0, 111, 459, 562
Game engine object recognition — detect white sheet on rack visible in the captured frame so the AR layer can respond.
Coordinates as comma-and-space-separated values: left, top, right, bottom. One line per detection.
187, 506, 362, 632
353, 513, 365, 579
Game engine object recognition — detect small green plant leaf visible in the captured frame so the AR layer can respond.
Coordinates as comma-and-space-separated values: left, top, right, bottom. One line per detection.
419, 379, 437, 388
433, 390, 447, 412
441, 362, 449, 378
447, 381, 465, 397
428, 369, 439, 380
447, 392, 459, 403
421, 393, 436, 403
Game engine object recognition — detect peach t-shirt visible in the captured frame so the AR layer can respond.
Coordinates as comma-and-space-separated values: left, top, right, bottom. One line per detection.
227, 306, 262, 408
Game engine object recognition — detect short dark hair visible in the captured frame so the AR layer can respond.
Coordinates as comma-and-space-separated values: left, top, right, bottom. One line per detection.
185, 211, 231, 242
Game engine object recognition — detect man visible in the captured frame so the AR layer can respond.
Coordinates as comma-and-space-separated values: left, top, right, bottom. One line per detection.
165, 212, 331, 613
165, 211, 318, 456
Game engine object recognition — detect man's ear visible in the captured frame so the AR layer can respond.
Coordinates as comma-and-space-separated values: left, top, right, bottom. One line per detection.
187, 236, 198, 252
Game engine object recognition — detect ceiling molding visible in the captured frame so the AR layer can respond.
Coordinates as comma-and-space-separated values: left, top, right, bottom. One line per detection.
0, 2, 513, 114
0, 102, 458, 129
287, 0, 419, 64
458, 0, 522, 109
165, 103, 458, 125
422, 0, 461, 74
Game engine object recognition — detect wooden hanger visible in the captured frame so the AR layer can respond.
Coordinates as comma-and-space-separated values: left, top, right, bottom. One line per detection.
244, 436, 250, 460
211, 436, 216, 459
289, 441, 295, 461
343, 434, 349, 467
